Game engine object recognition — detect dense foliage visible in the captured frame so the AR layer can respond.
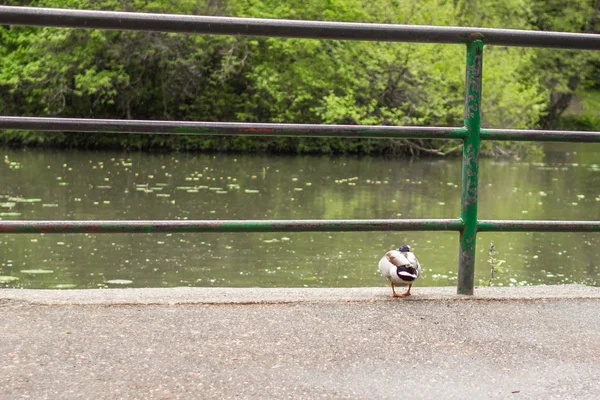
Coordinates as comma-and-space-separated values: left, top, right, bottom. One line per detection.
1, 0, 599, 155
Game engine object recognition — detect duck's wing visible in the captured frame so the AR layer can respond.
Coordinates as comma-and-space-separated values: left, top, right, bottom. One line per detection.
379, 250, 411, 280
404, 252, 422, 276
386, 250, 411, 267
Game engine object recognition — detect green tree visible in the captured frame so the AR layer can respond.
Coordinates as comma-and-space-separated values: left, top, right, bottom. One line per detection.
528, 0, 600, 128
0, 0, 588, 155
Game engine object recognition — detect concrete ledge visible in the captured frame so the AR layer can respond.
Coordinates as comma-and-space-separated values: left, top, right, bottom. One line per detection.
2, 284, 600, 305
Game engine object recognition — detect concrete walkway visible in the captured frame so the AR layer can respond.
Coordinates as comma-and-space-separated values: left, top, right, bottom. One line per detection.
2, 285, 600, 399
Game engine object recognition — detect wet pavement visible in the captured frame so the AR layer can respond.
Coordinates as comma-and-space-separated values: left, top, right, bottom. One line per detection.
2, 285, 600, 399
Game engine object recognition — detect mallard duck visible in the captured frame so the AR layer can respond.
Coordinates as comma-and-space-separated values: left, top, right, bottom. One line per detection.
378, 245, 421, 298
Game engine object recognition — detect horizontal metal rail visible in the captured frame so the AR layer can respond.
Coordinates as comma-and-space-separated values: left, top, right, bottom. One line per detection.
1, 6, 600, 50
0, 117, 466, 140
0, 219, 464, 234
1, 220, 598, 234
480, 129, 600, 143
2, 117, 600, 142
478, 220, 600, 232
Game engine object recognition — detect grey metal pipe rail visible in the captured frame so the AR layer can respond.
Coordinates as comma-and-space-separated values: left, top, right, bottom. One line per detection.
0, 117, 467, 140
0, 219, 465, 234
477, 220, 600, 233
1, 219, 598, 234
480, 128, 600, 143
1, 5, 600, 50
1, 117, 600, 142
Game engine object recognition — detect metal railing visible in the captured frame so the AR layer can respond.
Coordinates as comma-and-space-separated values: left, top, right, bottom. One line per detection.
1, 6, 599, 295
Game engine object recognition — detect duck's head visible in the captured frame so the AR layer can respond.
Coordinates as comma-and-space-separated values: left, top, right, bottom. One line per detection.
399, 245, 411, 252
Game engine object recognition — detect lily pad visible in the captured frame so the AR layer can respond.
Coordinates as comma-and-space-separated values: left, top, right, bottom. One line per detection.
10, 197, 42, 203
21, 269, 54, 274
0, 276, 19, 283
106, 279, 133, 285
53, 284, 77, 289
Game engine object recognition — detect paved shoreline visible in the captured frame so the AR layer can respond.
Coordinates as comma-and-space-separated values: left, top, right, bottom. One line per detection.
2, 285, 600, 399
2, 284, 600, 305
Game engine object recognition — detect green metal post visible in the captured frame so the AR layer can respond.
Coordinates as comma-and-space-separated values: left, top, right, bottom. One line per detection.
458, 38, 483, 295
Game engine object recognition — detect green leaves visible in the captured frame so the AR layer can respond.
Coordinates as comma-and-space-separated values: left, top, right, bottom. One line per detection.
1, 0, 595, 156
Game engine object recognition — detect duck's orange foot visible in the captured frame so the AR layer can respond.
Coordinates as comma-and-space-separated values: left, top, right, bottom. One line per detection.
390, 283, 412, 298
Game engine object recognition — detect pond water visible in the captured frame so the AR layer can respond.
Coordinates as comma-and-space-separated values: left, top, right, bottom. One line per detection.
1, 143, 598, 289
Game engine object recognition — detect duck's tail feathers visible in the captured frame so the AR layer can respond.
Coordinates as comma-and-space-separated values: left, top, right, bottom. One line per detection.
396, 265, 418, 282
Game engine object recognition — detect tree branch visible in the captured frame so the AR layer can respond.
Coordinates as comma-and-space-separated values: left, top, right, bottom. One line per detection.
401, 139, 463, 156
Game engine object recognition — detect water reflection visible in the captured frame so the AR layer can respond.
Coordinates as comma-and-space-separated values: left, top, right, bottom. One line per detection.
1, 144, 598, 289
